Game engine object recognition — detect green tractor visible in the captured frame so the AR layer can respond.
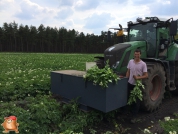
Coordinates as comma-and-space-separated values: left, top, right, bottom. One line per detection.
96, 17, 178, 112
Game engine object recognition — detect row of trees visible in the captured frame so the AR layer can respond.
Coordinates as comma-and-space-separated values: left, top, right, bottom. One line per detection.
0, 21, 125, 53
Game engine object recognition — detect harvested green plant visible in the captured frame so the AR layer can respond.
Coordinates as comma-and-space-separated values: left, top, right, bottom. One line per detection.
127, 79, 144, 105
83, 61, 119, 88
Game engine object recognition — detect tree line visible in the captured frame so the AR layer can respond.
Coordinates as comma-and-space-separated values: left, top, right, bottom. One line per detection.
0, 21, 126, 53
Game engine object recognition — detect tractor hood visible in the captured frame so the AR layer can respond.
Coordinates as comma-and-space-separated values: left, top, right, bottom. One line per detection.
104, 43, 131, 67
104, 41, 147, 69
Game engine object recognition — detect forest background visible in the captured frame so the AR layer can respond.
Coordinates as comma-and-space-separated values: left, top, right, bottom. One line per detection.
0, 21, 127, 53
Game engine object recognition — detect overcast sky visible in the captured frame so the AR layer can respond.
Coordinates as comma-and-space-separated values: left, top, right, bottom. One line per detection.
0, 0, 177, 35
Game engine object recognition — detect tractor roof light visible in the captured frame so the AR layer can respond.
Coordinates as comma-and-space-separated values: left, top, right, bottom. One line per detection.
137, 17, 143, 22
150, 17, 159, 22
127, 21, 133, 25
153, 17, 158, 21
150, 17, 154, 21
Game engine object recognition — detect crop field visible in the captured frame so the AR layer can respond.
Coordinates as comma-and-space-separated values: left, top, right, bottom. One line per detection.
0, 53, 105, 134
0, 53, 102, 100
1, 53, 178, 134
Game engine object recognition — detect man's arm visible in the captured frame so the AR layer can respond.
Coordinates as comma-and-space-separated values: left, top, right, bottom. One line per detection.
133, 72, 148, 80
126, 69, 130, 78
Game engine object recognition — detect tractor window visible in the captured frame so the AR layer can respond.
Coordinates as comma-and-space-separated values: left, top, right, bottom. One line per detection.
174, 20, 178, 41
129, 23, 157, 57
159, 28, 169, 39
129, 25, 147, 41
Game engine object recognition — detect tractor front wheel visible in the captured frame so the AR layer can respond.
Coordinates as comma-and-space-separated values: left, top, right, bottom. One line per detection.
95, 59, 105, 69
142, 63, 166, 112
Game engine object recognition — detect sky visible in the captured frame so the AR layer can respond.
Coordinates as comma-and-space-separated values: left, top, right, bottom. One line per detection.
0, 0, 178, 35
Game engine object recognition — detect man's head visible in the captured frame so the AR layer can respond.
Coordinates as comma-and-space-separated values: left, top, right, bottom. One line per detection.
134, 49, 141, 60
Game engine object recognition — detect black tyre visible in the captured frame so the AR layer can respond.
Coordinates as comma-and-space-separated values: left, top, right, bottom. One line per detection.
96, 59, 105, 69
174, 62, 178, 93
175, 62, 178, 87
142, 63, 166, 112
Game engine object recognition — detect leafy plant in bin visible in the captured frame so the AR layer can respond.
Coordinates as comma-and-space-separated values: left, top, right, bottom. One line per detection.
83, 60, 120, 88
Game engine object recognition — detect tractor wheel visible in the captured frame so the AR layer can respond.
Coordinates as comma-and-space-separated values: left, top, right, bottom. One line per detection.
142, 63, 166, 112
95, 59, 105, 69
174, 62, 178, 93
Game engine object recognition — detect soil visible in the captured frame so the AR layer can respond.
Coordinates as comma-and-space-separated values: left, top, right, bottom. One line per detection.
83, 92, 178, 134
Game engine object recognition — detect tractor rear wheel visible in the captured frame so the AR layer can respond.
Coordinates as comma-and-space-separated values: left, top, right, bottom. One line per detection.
142, 63, 166, 112
174, 62, 178, 93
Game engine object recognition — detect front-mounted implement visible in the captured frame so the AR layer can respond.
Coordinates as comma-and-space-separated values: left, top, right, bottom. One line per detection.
51, 70, 128, 113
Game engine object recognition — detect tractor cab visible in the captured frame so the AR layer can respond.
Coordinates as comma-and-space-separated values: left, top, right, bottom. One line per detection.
127, 17, 178, 60
103, 17, 178, 72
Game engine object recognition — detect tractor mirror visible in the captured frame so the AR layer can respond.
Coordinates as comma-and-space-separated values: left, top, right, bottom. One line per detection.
107, 31, 111, 41
170, 20, 177, 36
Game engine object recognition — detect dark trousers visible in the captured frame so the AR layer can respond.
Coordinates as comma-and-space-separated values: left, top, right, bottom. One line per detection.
128, 82, 141, 116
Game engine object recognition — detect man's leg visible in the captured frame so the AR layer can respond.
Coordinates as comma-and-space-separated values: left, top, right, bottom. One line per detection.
128, 83, 141, 123
127, 83, 135, 100
131, 98, 141, 116
127, 83, 135, 113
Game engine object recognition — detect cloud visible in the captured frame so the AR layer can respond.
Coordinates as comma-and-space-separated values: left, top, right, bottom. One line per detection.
15, 0, 41, 20
29, 0, 60, 8
100, 0, 127, 4
75, 0, 99, 11
55, 8, 74, 20
1, 0, 178, 36
0, 0, 14, 11
63, 19, 75, 28
84, 12, 113, 29
131, 0, 155, 5
150, 0, 178, 16
59, 0, 74, 7
161, 0, 171, 4
78, 12, 113, 35
14, 0, 55, 20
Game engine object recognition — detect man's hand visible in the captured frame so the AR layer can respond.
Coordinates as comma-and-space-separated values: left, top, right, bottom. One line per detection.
133, 75, 139, 80
126, 69, 130, 78
133, 72, 148, 80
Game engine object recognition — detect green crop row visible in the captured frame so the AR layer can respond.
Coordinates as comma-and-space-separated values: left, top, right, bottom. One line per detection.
0, 53, 101, 101
0, 53, 105, 134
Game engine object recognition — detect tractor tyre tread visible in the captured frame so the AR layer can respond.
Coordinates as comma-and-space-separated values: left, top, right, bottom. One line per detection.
174, 62, 178, 92
142, 62, 166, 112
